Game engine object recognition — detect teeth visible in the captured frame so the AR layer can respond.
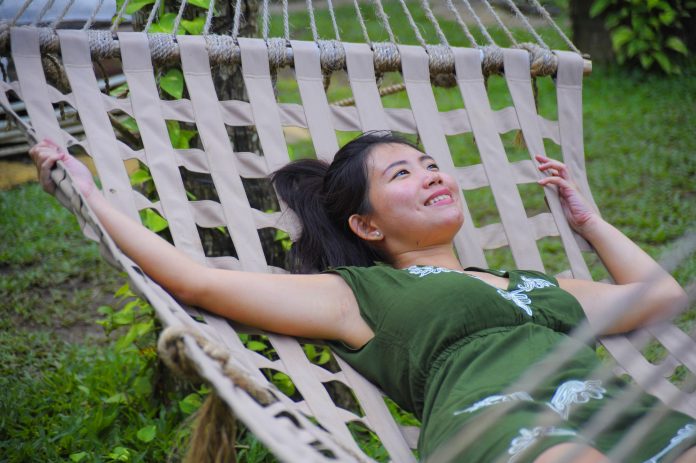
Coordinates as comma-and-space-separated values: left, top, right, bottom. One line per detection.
426, 194, 450, 206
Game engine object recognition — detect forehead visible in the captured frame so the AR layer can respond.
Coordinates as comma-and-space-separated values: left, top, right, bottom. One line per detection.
366, 143, 424, 169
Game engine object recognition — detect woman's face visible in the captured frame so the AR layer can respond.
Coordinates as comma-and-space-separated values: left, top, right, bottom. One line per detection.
359, 143, 464, 252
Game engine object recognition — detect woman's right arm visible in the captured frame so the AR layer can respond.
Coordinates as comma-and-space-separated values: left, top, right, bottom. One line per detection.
30, 140, 373, 346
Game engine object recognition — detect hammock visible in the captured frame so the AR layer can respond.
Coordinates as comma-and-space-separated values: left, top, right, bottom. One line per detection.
2, 1, 696, 461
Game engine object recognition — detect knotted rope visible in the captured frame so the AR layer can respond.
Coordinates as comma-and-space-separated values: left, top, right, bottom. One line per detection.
0, 28, 570, 80
158, 326, 277, 405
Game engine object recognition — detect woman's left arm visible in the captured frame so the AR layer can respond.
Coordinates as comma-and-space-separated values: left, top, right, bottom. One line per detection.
536, 155, 688, 334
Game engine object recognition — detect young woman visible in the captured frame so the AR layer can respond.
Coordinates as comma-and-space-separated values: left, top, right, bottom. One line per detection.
31, 133, 694, 462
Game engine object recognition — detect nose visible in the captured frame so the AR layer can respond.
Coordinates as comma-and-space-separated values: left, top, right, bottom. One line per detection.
424, 169, 443, 187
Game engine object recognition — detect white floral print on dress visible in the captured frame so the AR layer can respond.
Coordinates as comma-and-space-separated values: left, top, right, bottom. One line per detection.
406, 265, 463, 277
508, 426, 578, 462
453, 391, 534, 415
497, 276, 556, 317
547, 380, 606, 420
643, 423, 696, 463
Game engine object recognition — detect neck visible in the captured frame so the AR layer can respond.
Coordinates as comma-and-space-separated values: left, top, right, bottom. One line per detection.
390, 244, 463, 271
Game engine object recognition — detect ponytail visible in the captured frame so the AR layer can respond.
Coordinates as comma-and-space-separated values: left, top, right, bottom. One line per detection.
272, 132, 418, 273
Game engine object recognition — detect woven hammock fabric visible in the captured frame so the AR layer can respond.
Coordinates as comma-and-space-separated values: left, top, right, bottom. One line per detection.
4, 25, 696, 462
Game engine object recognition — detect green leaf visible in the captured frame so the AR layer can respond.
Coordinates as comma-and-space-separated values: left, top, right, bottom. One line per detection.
148, 12, 184, 34
70, 451, 88, 462
112, 308, 135, 325
246, 340, 268, 352
115, 283, 133, 298
639, 53, 655, 68
140, 209, 169, 233
317, 348, 331, 365
653, 50, 673, 73
272, 372, 296, 396
129, 168, 152, 186
179, 393, 203, 414
187, 0, 211, 8
666, 36, 688, 55
136, 424, 157, 443
98, 305, 114, 315
159, 68, 184, 99
120, 116, 139, 133
589, 0, 611, 17
659, 8, 676, 25
177, 129, 198, 149
611, 26, 634, 51
181, 16, 206, 35
104, 392, 127, 404
108, 446, 131, 461
125, 0, 154, 14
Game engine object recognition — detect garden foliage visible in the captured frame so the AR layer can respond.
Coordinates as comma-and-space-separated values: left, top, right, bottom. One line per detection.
591, 0, 695, 74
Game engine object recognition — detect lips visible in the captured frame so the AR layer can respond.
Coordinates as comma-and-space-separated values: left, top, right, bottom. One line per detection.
425, 189, 453, 206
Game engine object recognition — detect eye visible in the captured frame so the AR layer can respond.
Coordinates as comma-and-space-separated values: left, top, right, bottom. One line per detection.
427, 163, 439, 171
392, 169, 409, 180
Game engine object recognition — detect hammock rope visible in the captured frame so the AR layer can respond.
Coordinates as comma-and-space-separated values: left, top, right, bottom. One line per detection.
144, 0, 164, 33
172, 0, 189, 35
326, 0, 342, 41
0, 0, 591, 79
83, 0, 107, 31
32, 0, 56, 26
479, 0, 517, 45
352, 0, 372, 46
202, 0, 216, 35
111, 0, 131, 33
444, 0, 478, 48
528, 0, 581, 55
460, 0, 496, 46
502, 0, 548, 49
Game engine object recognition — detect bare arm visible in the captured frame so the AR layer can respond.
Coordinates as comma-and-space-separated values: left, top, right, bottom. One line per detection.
536, 155, 688, 334
30, 140, 373, 346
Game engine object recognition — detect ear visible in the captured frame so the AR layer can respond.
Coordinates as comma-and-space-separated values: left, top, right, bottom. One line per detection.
348, 214, 383, 241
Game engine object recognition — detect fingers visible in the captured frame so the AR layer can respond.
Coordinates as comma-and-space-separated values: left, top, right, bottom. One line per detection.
534, 154, 571, 181
29, 139, 68, 194
537, 174, 572, 189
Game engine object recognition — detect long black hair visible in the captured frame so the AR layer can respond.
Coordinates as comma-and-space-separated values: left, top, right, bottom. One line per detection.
271, 131, 419, 273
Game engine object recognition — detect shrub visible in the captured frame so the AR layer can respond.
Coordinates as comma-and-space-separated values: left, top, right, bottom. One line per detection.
590, 0, 695, 74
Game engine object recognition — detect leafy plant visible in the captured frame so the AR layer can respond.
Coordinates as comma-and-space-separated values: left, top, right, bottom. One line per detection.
590, 0, 695, 74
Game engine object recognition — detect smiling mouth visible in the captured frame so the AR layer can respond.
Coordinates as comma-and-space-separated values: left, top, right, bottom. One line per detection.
425, 194, 452, 206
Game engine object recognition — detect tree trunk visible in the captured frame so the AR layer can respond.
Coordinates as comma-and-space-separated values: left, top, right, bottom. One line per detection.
569, 0, 614, 63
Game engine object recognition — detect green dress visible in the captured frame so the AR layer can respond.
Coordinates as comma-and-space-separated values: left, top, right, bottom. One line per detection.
327, 264, 695, 462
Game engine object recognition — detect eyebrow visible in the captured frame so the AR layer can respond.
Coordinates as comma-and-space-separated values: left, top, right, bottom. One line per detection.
382, 155, 436, 177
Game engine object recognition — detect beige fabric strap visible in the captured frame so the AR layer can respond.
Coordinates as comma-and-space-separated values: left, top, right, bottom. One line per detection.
453, 47, 545, 271
237, 38, 374, 455
177, 35, 268, 272
502, 48, 591, 279
290, 40, 340, 162
555, 50, 597, 212
264, 335, 365, 452
333, 356, 418, 462
11, 27, 64, 145
57, 30, 140, 221
238, 38, 291, 173
399, 44, 486, 267
118, 32, 206, 261
343, 42, 390, 131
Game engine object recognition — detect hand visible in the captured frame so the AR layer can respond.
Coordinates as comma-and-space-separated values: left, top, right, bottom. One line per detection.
29, 139, 96, 199
535, 154, 598, 234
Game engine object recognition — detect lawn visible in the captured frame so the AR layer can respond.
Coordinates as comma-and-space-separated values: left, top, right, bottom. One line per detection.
1, 7, 695, 462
